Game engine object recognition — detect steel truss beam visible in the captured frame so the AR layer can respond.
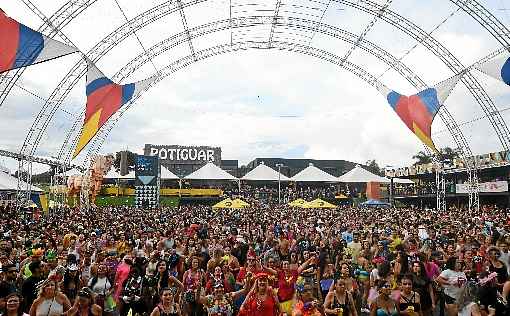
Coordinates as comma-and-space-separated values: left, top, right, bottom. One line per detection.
267, 0, 282, 48
340, 0, 392, 66
54, 16, 477, 209
0, 0, 99, 108
19, 0, 509, 210
0, 149, 83, 170
449, 0, 510, 50
177, 0, 197, 61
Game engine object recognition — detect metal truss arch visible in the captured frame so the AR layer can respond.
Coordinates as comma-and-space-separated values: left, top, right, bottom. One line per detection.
60, 17, 476, 208
19, 0, 503, 210
26, 0, 508, 171
61, 16, 442, 162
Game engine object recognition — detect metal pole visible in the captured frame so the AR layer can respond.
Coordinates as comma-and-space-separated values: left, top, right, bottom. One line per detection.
389, 177, 393, 207
278, 171, 281, 204
276, 163, 283, 204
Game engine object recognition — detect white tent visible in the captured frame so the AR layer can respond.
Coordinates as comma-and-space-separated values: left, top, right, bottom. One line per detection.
104, 170, 135, 180
392, 178, 414, 184
291, 163, 339, 182
161, 166, 180, 180
241, 161, 290, 181
61, 168, 82, 177
0, 171, 43, 192
184, 162, 238, 180
338, 165, 390, 183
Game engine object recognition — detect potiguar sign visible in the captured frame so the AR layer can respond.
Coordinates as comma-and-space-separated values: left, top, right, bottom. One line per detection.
144, 144, 221, 165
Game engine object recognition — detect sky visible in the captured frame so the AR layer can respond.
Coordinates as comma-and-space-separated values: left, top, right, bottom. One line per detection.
1, 0, 510, 174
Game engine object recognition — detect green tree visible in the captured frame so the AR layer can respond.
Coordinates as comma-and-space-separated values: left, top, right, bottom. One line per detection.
114, 150, 136, 174
439, 146, 459, 162
412, 150, 433, 165
365, 159, 384, 176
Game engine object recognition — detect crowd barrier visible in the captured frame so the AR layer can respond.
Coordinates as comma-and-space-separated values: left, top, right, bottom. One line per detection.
101, 187, 223, 196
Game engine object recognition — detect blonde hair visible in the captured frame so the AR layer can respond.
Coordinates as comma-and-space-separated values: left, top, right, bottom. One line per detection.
37, 279, 61, 298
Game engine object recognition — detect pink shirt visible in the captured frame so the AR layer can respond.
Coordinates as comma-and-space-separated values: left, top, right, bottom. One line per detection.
425, 261, 440, 280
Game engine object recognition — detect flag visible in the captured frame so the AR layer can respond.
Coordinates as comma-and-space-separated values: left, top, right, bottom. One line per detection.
0, 9, 78, 74
73, 61, 155, 158
475, 54, 510, 86
31, 193, 48, 214
384, 75, 462, 152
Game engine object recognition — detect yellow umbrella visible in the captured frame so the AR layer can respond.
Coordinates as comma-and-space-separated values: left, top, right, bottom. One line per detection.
303, 198, 337, 208
231, 198, 250, 208
212, 198, 233, 209
288, 198, 307, 207
335, 193, 349, 199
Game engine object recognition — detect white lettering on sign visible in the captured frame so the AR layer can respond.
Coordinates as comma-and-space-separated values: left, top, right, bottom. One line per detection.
159, 148, 167, 159
181, 149, 189, 160
207, 150, 214, 162
168, 148, 176, 160
147, 146, 219, 162
189, 148, 197, 160
197, 150, 206, 161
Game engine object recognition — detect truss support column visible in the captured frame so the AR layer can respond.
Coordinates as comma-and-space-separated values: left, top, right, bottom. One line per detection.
268, 0, 282, 48
177, 0, 197, 61
468, 165, 480, 211
435, 163, 446, 212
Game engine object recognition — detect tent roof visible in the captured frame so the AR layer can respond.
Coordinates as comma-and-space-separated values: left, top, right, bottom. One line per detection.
303, 198, 337, 208
104, 170, 135, 179
184, 162, 238, 180
0, 171, 43, 192
161, 166, 180, 180
241, 161, 290, 181
290, 163, 339, 182
61, 169, 82, 177
393, 178, 414, 184
288, 198, 307, 207
360, 199, 390, 206
338, 165, 390, 183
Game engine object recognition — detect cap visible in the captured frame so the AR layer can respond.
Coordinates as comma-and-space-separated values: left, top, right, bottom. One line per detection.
247, 248, 256, 260
67, 264, 79, 271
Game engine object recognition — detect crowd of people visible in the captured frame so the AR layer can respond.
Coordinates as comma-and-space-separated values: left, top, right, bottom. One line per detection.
0, 201, 508, 316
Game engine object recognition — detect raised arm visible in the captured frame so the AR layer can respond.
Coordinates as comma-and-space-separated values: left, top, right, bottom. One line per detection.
298, 257, 313, 274
168, 275, 184, 290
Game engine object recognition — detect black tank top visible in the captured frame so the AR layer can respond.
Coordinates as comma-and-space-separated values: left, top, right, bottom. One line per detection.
328, 293, 350, 316
78, 307, 94, 316
399, 292, 421, 312
158, 305, 179, 316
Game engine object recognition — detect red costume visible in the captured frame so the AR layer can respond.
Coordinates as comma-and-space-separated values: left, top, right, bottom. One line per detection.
240, 290, 279, 316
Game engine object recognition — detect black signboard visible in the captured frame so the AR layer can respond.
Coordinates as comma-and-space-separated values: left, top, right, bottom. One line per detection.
135, 155, 160, 208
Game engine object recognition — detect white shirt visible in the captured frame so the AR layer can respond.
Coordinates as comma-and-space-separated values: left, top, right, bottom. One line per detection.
499, 252, 510, 274
440, 269, 466, 301
88, 277, 111, 295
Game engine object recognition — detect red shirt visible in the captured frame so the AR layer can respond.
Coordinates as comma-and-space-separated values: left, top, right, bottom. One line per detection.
236, 267, 262, 283
241, 292, 279, 316
277, 269, 298, 301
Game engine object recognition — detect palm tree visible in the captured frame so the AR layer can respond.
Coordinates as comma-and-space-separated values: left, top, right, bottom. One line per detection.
412, 150, 433, 165
439, 147, 459, 162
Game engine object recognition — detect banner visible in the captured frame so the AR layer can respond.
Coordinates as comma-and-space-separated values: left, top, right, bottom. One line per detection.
0, 9, 78, 74
135, 155, 160, 209
456, 181, 508, 194
385, 149, 510, 177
